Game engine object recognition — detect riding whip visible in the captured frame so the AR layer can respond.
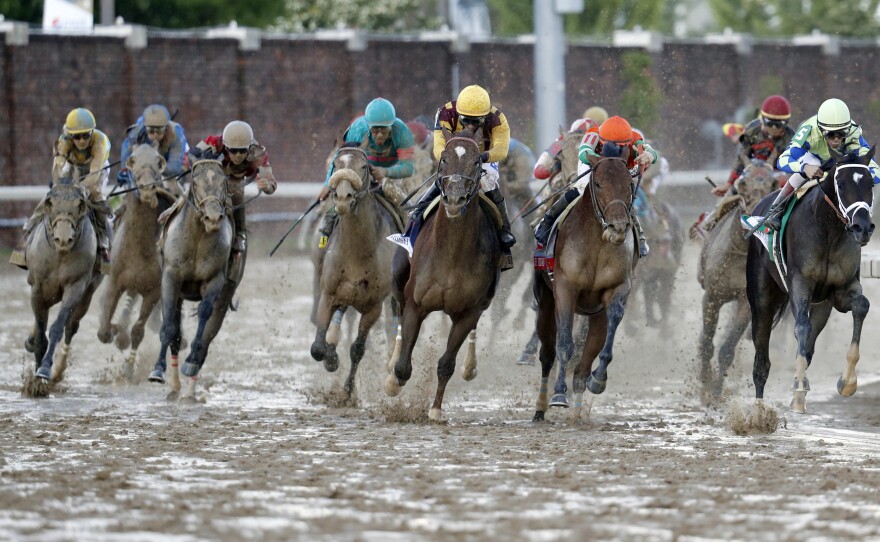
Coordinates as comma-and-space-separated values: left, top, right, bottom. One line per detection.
518, 166, 592, 220
511, 177, 552, 223
269, 198, 322, 257
705, 176, 717, 188
399, 172, 437, 208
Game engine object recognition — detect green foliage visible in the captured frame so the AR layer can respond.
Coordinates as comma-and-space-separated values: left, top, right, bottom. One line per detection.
275, 0, 439, 33
710, 0, 880, 38
485, 0, 532, 36
618, 51, 663, 135
0, 0, 42, 23
97, 0, 288, 29
488, 0, 668, 37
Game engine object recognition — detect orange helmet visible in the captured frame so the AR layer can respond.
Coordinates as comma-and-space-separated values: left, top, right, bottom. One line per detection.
598, 116, 633, 144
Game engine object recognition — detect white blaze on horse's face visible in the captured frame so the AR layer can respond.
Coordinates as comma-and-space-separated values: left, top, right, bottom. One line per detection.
339, 154, 352, 169
454, 145, 466, 159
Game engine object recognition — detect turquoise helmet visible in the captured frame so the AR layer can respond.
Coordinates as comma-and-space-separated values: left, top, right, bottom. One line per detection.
364, 98, 395, 127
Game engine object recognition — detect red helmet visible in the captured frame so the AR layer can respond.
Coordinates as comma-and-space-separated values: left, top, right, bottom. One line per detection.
406, 121, 429, 146
598, 116, 633, 144
760, 95, 791, 120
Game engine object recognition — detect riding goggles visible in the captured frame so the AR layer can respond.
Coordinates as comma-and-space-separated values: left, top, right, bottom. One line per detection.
227, 147, 249, 156
71, 131, 93, 141
822, 128, 848, 140
146, 126, 166, 135
762, 118, 788, 128
459, 115, 485, 127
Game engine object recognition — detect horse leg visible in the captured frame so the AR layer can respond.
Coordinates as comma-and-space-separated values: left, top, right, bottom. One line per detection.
788, 280, 816, 413
97, 281, 124, 344
571, 311, 607, 422
180, 276, 226, 378
53, 280, 98, 384
310, 292, 337, 369
460, 330, 478, 381
125, 290, 160, 382
344, 304, 382, 400
114, 293, 137, 351
586, 293, 627, 395
533, 273, 557, 421
518, 331, 539, 366
697, 291, 721, 389
385, 301, 424, 396
149, 273, 182, 385
549, 283, 576, 408
384, 296, 401, 359
748, 259, 787, 412
430, 309, 482, 422
326, 307, 346, 348
714, 297, 750, 397
30, 296, 50, 371
35, 281, 88, 382
834, 285, 868, 397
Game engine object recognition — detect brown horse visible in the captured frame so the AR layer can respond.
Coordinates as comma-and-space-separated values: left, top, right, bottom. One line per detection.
532, 143, 637, 422
697, 161, 777, 395
310, 143, 402, 399
384, 126, 500, 421
97, 145, 173, 376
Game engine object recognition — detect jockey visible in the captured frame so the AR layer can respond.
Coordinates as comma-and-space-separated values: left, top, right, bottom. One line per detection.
695, 95, 795, 234
408, 84, 516, 249
582, 106, 609, 126
12, 108, 113, 268
190, 120, 277, 253
758, 98, 880, 230
317, 97, 415, 239
534, 116, 657, 258
532, 117, 599, 181
117, 104, 189, 188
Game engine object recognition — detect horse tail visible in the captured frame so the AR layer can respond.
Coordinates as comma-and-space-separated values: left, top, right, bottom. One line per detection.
770, 297, 788, 329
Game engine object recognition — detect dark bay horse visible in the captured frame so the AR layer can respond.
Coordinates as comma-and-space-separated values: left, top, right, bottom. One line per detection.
148, 159, 235, 398
747, 148, 875, 416
310, 143, 401, 400
384, 126, 500, 421
698, 161, 777, 396
97, 144, 173, 375
532, 143, 637, 422
26, 179, 103, 389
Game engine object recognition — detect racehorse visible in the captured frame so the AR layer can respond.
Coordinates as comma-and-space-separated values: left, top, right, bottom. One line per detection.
746, 148, 875, 415
532, 142, 637, 422
698, 161, 777, 396
97, 144, 173, 377
310, 142, 402, 400
384, 125, 501, 421
25, 178, 103, 390
148, 159, 235, 398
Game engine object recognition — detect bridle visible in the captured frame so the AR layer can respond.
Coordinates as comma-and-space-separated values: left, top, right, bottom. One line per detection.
588, 156, 634, 230
44, 187, 87, 249
437, 136, 482, 204
828, 163, 873, 230
330, 147, 374, 210
186, 159, 228, 217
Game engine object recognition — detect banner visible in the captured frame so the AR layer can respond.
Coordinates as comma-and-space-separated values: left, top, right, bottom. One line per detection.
43, 0, 94, 33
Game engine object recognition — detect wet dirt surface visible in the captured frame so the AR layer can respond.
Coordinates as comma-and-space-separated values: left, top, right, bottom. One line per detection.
2, 243, 880, 541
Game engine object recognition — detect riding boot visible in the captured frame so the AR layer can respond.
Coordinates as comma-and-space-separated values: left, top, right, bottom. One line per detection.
319, 206, 338, 238
232, 205, 247, 253
90, 199, 113, 263
631, 208, 650, 258
761, 183, 796, 230
534, 188, 579, 247
485, 187, 516, 249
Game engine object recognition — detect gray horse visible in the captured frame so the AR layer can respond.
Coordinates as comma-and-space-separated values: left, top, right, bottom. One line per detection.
310, 143, 402, 400
97, 144, 173, 377
25, 179, 103, 390
697, 161, 777, 395
148, 159, 235, 398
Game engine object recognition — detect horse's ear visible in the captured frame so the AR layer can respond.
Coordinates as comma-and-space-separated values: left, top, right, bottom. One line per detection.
335, 130, 346, 149
441, 127, 452, 141
864, 145, 876, 164
559, 125, 566, 137
829, 146, 844, 162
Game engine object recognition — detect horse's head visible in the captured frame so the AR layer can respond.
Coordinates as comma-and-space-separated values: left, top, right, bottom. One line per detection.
127, 144, 167, 208
437, 127, 482, 218
826, 147, 876, 246
44, 179, 88, 254
189, 160, 228, 233
556, 131, 584, 186
584, 143, 634, 244
736, 160, 777, 210
328, 143, 371, 215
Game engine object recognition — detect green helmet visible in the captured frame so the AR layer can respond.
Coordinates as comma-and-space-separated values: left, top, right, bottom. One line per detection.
364, 98, 395, 127
817, 98, 851, 133
143, 104, 170, 128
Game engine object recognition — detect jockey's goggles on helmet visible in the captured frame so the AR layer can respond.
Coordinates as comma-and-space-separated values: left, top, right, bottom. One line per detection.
227, 147, 248, 156
146, 126, 166, 135
71, 131, 93, 141
822, 128, 847, 140
459, 115, 485, 127
762, 117, 787, 128
369, 126, 391, 134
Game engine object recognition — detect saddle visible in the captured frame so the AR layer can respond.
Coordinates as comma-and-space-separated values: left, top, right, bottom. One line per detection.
740, 179, 820, 287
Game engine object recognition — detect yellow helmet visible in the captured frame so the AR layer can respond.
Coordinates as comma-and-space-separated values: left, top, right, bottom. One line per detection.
817, 98, 851, 133
456, 85, 491, 117
582, 106, 609, 125
64, 108, 96, 135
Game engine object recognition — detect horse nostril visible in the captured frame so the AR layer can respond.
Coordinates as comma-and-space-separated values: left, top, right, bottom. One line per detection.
869, 224, 876, 234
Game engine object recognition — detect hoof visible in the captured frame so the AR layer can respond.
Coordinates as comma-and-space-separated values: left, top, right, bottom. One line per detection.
180, 361, 199, 377
837, 376, 857, 397
24, 336, 35, 353
323, 355, 339, 373
428, 408, 444, 422
790, 391, 807, 413
516, 356, 535, 366
461, 367, 478, 382
586, 374, 607, 395
532, 411, 545, 422
549, 393, 569, 408
97, 328, 112, 344
148, 369, 165, 384
384, 374, 402, 397
35, 365, 52, 382
310, 342, 326, 362
166, 390, 179, 402
114, 332, 131, 351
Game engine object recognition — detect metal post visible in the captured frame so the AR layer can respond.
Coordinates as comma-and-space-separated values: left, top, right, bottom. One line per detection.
101, 0, 115, 26
533, 1, 567, 150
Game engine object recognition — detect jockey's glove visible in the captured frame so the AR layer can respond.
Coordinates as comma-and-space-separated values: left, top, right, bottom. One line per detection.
480, 152, 490, 163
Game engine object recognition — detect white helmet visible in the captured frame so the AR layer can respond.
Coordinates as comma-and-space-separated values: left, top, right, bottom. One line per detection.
222, 120, 255, 149
817, 98, 851, 133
